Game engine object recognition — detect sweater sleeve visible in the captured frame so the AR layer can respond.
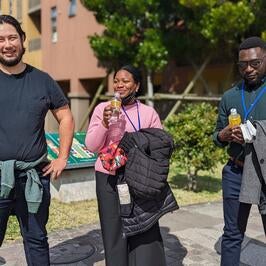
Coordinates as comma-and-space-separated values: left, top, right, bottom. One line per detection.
213, 94, 228, 148
85, 103, 108, 152
150, 108, 163, 129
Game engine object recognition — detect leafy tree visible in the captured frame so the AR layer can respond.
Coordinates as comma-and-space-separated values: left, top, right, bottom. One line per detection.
164, 103, 226, 190
82, 0, 264, 73
177, 0, 257, 61
248, 0, 266, 40
82, 0, 183, 73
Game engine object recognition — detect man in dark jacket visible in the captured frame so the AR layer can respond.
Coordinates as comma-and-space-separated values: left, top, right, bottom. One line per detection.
213, 37, 266, 266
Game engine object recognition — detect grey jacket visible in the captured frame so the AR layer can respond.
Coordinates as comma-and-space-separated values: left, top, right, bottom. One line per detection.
0, 153, 49, 213
239, 120, 266, 204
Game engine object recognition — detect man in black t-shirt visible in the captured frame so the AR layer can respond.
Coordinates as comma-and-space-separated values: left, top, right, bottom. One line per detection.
0, 15, 74, 265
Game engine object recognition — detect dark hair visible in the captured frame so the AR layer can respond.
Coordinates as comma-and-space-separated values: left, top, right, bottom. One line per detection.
239, 36, 265, 51
114, 65, 142, 88
0, 15, 26, 41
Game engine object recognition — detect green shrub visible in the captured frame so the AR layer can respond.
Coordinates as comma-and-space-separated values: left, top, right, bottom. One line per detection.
164, 102, 226, 190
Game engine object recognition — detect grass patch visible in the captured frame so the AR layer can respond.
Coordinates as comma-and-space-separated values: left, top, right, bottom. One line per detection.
168, 163, 222, 206
4, 164, 223, 243
4, 199, 98, 243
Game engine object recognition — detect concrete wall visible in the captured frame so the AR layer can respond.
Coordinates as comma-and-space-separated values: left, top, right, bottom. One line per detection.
50, 167, 96, 203
42, 0, 105, 81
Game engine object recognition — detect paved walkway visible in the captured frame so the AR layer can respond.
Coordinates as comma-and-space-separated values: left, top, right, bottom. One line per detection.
0, 201, 265, 266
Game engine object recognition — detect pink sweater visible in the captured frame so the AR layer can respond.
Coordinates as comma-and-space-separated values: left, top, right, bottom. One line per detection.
85, 100, 162, 175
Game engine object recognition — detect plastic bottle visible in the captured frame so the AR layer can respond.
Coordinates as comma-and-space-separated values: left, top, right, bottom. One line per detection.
228, 108, 241, 127
110, 92, 121, 122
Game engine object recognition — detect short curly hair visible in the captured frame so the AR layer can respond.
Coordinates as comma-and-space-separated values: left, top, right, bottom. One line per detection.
239, 36, 265, 51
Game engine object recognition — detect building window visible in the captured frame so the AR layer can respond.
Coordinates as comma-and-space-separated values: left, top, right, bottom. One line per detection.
68, 0, 77, 17
51, 6, 58, 43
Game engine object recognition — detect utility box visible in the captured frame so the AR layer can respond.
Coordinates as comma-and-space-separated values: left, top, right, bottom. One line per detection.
46, 132, 97, 203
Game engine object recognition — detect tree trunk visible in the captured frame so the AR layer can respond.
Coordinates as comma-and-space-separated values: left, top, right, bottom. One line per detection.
146, 70, 154, 107
187, 168, 198, 191
186, 169, 193, 191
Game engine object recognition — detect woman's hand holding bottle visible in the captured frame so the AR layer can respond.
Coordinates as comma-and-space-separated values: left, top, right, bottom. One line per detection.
102, 105, 113, 128
102, 92, 122, 128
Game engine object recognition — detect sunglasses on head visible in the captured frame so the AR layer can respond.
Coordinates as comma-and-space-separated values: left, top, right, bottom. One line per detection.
237, 56, 265, 70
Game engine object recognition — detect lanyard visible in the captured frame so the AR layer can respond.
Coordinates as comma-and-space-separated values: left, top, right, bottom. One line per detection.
122, 101, 141, 132
241, 81, 266, 122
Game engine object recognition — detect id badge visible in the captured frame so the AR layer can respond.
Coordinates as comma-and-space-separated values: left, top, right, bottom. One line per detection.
117, 183, 131, 205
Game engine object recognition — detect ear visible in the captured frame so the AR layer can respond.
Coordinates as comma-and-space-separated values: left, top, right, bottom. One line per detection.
21, 33, 26, 43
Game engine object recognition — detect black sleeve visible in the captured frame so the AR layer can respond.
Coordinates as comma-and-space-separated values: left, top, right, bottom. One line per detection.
47, 75, 69, 110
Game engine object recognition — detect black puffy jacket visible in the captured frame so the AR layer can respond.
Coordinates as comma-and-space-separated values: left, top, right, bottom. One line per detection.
118, 128, 179, 237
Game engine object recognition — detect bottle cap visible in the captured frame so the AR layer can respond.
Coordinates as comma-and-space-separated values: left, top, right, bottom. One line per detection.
230, 108, 237, 115
114, 92, 120, 99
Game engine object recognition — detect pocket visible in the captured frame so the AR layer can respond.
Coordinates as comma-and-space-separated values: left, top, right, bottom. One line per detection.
117, 183, 133, 217
40, 177, 51, 206
0, 176, 15, 200
106, 175, 118, 193
95, 172, 117, 194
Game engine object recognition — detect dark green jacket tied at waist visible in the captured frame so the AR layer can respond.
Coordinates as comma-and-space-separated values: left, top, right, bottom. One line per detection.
0, 153, 49, 213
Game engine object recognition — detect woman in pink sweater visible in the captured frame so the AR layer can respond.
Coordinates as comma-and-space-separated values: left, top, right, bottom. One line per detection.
85, 65, 166, 266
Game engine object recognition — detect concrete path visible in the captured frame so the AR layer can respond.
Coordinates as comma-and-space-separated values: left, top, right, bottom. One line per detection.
0, 201, 265, 266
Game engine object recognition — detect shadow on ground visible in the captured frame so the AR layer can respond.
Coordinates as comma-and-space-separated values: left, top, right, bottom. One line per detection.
49, 229, 104, 266
49, 226, 187, 266
161, 226, 187, 265
214, 235, 266, 266
0, 256, 6, 266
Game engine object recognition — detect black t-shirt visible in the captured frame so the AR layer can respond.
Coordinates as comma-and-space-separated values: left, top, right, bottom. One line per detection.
0, 64, 68, 161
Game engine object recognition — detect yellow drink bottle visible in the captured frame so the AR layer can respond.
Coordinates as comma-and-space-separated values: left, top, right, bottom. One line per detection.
110, 92, 121, 122
228, 108, 241, 127
111, 92, 121, 109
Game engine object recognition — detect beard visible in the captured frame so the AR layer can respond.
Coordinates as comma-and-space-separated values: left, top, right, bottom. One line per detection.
242, 68, 266, 88
0, 47, 25, 67
244, 76, 263, 88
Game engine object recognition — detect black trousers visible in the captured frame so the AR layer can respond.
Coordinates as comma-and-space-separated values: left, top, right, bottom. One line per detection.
96, 171, 166, 266
0, 173, 50, 266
